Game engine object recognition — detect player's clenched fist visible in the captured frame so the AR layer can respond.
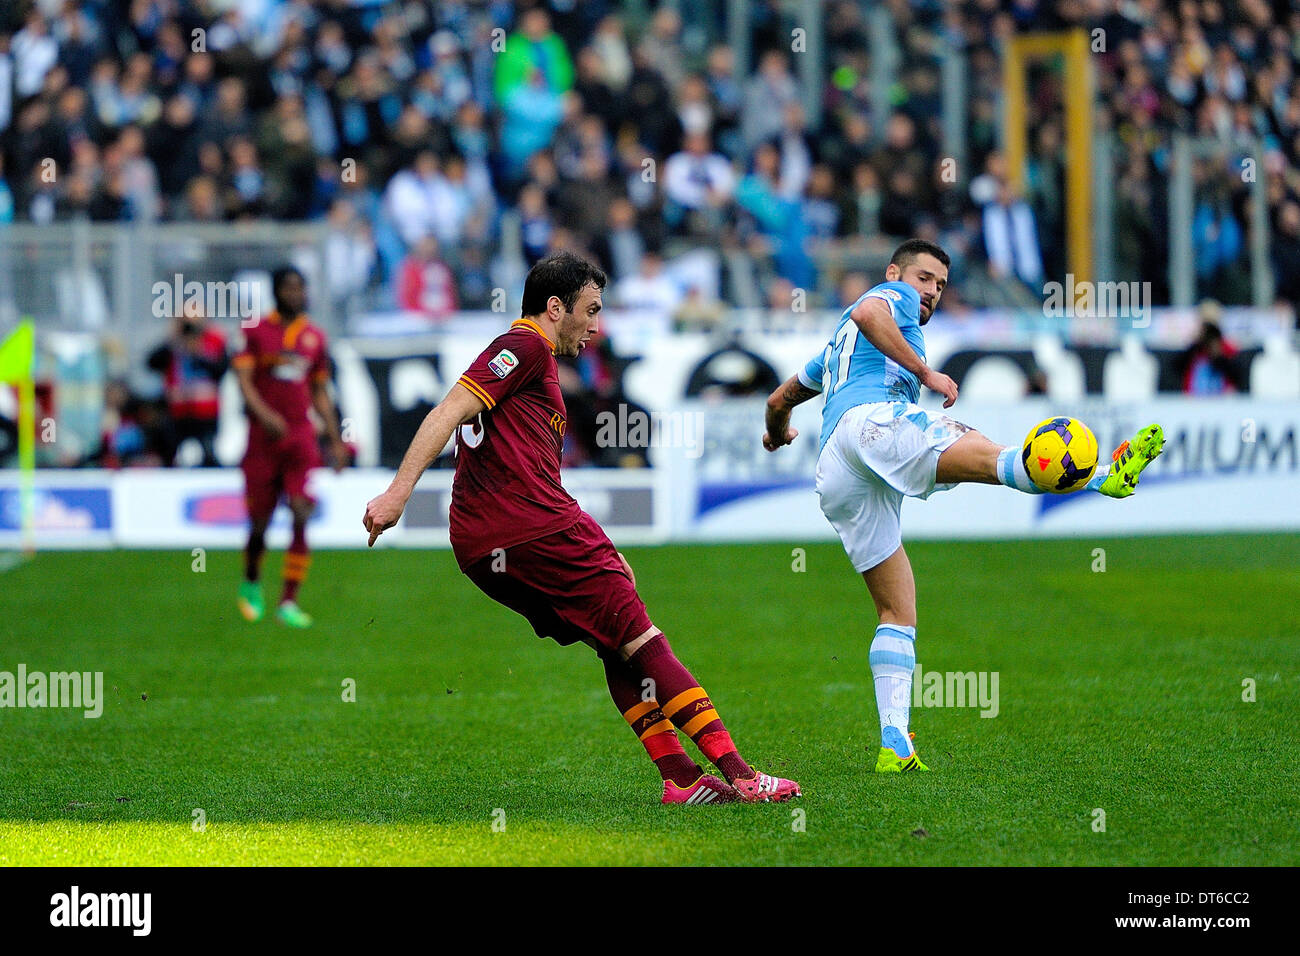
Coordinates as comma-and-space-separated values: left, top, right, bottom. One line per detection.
363, 490, 407, 547
762, 426, 798, 452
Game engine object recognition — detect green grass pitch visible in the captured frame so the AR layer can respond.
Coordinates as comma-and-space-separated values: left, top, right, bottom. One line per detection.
1, 533, 1297, 866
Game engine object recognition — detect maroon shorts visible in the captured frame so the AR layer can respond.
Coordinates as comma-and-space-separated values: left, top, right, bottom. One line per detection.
242, 425, 320, 521
461, 512, 653, 650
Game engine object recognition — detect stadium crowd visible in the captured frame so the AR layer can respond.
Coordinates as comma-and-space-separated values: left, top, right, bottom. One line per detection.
2, 0, 1299, 321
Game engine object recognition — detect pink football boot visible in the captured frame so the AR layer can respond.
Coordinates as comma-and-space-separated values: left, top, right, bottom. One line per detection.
731, 770, 801, 803
661, 774, 738, 805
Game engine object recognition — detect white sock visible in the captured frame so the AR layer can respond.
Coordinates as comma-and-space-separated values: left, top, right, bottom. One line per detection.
869, 623, 916, 745
1085, 464, 1110, 492
996, 447, 1045, 495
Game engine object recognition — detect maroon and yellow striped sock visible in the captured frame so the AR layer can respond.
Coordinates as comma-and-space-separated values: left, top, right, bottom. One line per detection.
620, 700, 702, 786
280, 529, 310, 605
603, 653, 700, 786
628, 634, 754, 784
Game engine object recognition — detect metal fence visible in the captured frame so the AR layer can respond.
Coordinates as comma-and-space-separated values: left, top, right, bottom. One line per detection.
0, 221, 335, 366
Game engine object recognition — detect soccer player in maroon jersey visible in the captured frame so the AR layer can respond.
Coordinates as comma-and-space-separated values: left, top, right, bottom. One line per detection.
364, 252, 801, 804
233, 267, 348, 628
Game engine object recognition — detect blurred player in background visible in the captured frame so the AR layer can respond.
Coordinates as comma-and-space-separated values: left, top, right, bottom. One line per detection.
364, 252, 800, 805
234, 267, 348, 629
764, 238, 1165, 773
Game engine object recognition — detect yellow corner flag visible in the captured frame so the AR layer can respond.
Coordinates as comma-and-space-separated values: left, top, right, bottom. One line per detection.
0, 320, 36, 553
0, 320, 33, 380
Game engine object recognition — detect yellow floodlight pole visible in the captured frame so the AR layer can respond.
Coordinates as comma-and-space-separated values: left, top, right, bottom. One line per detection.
1005, 30, 1095, 289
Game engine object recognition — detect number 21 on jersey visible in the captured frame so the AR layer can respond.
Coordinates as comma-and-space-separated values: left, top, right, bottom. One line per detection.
822, 321, 858, 397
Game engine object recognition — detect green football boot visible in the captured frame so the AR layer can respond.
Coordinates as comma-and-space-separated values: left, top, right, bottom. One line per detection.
238, 581, 265, 623
276, 601, 314, 629
1098, 424, 1165, 499
875, 730, 930, 773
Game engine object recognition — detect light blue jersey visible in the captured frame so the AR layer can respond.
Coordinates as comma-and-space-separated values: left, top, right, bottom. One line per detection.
798, 281, 927, 448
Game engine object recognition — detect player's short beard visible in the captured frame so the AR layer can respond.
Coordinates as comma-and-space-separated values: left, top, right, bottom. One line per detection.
557, 310, 583, 356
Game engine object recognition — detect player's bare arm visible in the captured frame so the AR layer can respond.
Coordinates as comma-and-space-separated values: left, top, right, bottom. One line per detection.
763, 375, 820, 451
235, 364, 288, 439
850, 297, 958, 407
310, 378, 349, 472
363, 383, 486, 546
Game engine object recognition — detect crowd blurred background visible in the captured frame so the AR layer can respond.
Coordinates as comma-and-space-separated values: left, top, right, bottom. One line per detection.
1, 0, 1299, 472
3, 0, 1300, 318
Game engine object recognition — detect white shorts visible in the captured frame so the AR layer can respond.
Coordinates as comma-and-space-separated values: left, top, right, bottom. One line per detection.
816, 402, 971, 572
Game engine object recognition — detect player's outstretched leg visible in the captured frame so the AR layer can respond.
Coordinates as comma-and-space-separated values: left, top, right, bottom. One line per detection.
939, 424, 1165, 498
277, 496, 314, 628
238, 517, 268, 623
622, 630, 801, 802
600, 651, 736, 805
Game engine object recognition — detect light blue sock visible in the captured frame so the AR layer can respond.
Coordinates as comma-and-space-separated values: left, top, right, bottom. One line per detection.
869, 623, 917, 750
996, 447, 1046, 494
1085, 464, 1110, 492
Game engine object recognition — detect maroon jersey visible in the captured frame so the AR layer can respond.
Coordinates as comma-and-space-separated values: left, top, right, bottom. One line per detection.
450, 319, 581, 568
232, 311, 330, 437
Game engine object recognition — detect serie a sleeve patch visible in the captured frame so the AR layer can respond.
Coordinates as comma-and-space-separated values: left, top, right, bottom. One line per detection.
487, 349, 519, 379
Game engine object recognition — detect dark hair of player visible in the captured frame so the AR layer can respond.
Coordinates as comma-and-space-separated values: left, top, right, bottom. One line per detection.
271, 265, 305, 307
890, 238, 950, 271
520, 252, 607, 317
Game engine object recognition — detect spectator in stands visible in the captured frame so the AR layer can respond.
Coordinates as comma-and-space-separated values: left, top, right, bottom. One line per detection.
879, 166, 924, 239
589, 14, 633, 95
495, 8, 573, 183
199, 77, 251, 148
736, 142, 814, 289
95, 379, 168, 469
13, 9, 57, 100
148, 95, 200, 201
146, 311, 228, 467
775, 102, 814, 200
639, 7, 687, 94
183, 175, 223, 222
1192, 175, 1246, 302
614, 250, 682, 314
226, 137, 267, 218
982, 180, 1044, 293
382, 149, 449, 249
742, 50, 799, 150
116, 124, 159, 221
838, 271, 872, 309
848, 162, 881, 237
323, 198, 378, 312
591, 197, 645, 283
1271, 199, 1300, 321
397, 236, 457, 321
704, 44, 743, 157
663, 130, 735, 235
516, 182, 554, 267
803, 163, 842, 240
1181, 308, 1248, 395
556, 150, 620, 244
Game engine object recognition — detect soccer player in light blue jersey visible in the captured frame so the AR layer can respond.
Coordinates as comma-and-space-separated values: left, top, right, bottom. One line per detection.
762, 239, 1164, 772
